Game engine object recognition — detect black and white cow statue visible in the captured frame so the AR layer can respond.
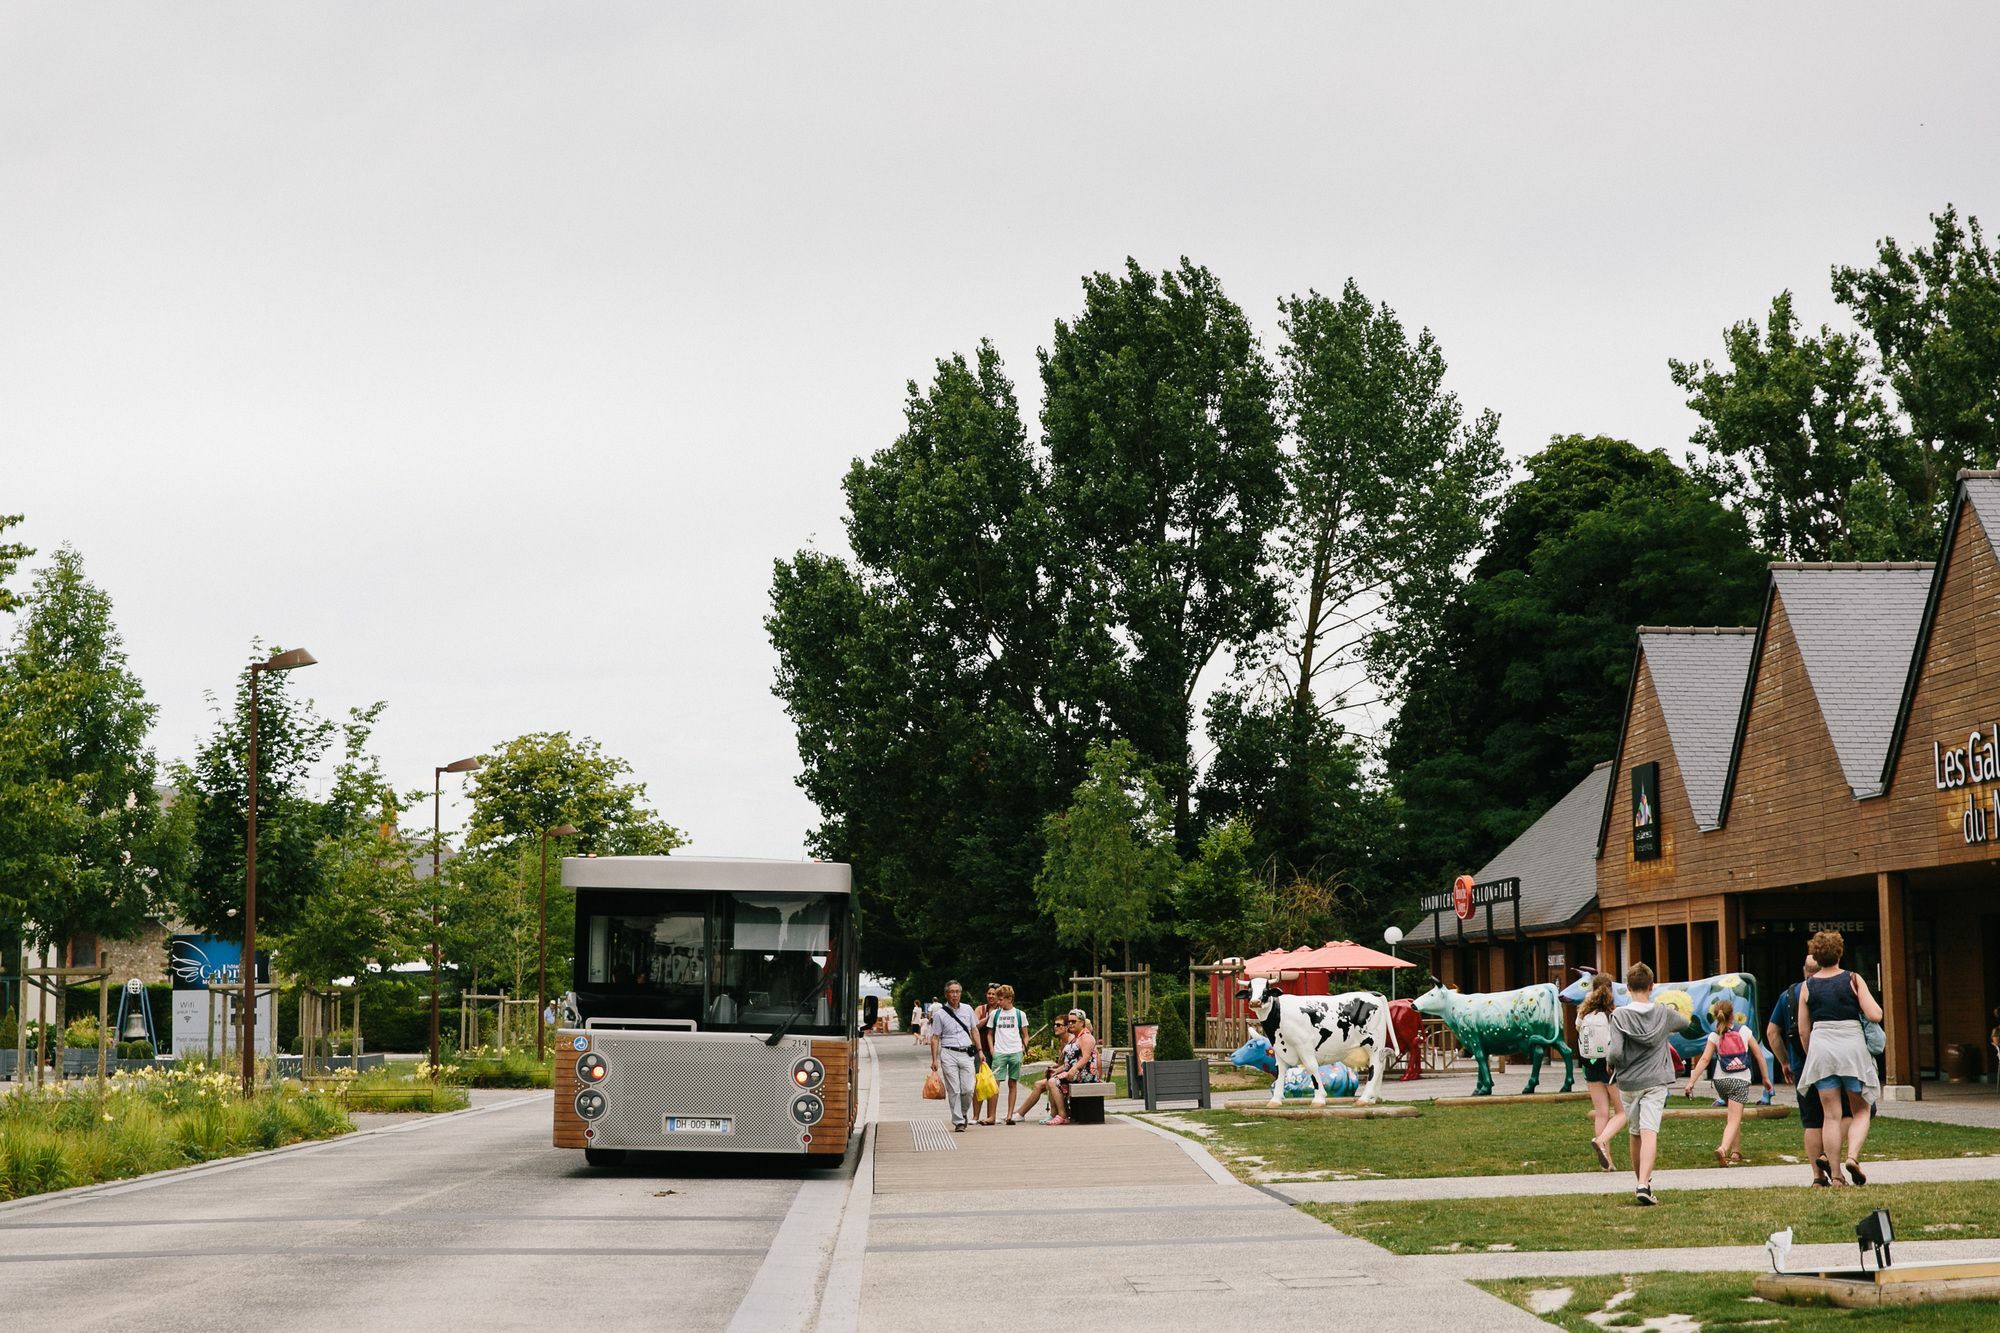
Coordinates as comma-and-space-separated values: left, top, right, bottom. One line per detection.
1234, 977, 1398, 1107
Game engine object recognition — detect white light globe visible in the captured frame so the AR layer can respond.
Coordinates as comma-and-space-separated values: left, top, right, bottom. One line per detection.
1383, 926, 1403, 947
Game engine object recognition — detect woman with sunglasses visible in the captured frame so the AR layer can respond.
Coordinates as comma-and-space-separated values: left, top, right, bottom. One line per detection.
1016, 1015, 1077, 1123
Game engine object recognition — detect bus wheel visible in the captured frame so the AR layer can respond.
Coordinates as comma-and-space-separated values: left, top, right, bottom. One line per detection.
584, 1147, 626, 1168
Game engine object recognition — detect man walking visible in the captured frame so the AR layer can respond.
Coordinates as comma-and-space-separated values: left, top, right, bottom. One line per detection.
1591, 962, 1689, 1206
929, 981, 980, 1131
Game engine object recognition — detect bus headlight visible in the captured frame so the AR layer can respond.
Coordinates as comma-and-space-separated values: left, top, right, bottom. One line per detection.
791, 1092, 824, 1126
577, 1053, 607, 1084
575, 1089, 607, 1120
791, 1057, 825, 1091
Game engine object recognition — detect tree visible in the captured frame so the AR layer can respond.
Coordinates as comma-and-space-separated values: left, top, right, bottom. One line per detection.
1041, 258, 1286, 842
1671, 291, 1919, 561
1174, 816, 1256, 959
0, 547, 162, 1026
0, 513, 29, 617
1269, 280, 1505, 725
1834, 205, 2000, 511
1034, 740, 1180, 975
167, 644, 336, 939
1386, 436, 1767, 902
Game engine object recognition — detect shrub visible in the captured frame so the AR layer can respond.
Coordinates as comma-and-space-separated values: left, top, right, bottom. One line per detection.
63, 1016, 101, 1050
0, 1008, 15, 1049
1148, 996, 1194, 1063
1, 1127, 74, 1200
116, 1040, 156, 1060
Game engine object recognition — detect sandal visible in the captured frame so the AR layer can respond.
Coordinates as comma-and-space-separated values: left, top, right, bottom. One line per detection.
1592, 1139, 1613, 1172
1845, 1160, 1867, 1186
1814, 1155, 1833, 1186
1714, 1148, 1729, 1167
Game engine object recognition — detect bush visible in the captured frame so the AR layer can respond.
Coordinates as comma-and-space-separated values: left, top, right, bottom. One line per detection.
116, 1040, 156, 1060
1148, 996, 1194, 1063
63, 1016, 101, 1050
459, 1049, 551, 1088
0, 1008, 15, 1049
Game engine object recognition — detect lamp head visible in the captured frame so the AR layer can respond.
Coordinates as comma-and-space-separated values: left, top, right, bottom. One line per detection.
439, 757, 482, 775
256, 647, 317, 673
548, 823, 579, 838
1383, 925, 1403, 947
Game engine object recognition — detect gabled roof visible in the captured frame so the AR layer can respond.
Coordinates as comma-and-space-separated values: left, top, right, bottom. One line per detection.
1881, 472, 2000, 792
1636, 627, 1757, 829
1407, 762, 1610, 946
1768, 563, 1932, 798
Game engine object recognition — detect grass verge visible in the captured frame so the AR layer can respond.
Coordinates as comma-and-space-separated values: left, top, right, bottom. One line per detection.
1308, 1179, 2000, 1254
1166, 1097, 2000, 1180
0, 1067, 351, 1201
1477, 1270, 2000, 1329
337, 1066, 472, 1113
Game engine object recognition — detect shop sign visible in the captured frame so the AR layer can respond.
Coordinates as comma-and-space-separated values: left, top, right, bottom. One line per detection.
1421, 878, 1522, 944
1631, 762, 1661, 860
1546, 949, 1566, 967
1935, 724, 2000, 844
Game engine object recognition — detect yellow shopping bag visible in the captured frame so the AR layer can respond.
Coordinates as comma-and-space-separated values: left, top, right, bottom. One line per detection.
974, 1061, 998, 1102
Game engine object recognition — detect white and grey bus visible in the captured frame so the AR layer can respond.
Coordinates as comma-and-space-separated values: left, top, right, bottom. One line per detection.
553, 856, 857, 1166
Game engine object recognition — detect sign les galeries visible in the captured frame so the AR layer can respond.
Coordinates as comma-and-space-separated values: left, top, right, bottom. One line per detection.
1935, 723, 2000, 844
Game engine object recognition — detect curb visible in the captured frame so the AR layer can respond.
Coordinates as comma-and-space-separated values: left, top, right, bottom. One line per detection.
1122, 1112, 1246, 1188
0, 1091, 546, 1218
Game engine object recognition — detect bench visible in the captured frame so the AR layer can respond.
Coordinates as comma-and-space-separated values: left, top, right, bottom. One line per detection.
1140, 1058, 1212, 1111
1061, 1046, 1119, 1125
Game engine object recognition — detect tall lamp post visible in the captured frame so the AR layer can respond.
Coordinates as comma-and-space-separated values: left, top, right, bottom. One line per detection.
537, 822, 578, 1058
243, 646, 317, 1096
1383, 925, 1404, 1001
431, 756, 482, 1071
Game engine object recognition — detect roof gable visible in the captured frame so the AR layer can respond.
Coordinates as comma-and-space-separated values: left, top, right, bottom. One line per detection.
1637, 628, 1756, 829
1770, 564, 1932, 798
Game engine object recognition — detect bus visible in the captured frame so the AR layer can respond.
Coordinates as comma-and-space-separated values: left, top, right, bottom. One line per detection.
552, 856, 858, 1166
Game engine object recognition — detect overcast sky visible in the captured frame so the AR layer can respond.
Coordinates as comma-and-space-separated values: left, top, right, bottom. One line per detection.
3, 5, 1995, 857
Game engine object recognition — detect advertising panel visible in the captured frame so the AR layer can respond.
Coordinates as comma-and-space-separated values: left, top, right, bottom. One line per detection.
168, 935, 274, 1058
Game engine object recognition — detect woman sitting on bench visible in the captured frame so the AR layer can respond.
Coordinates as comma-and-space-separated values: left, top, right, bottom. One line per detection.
1018, 1011, 1099, 1125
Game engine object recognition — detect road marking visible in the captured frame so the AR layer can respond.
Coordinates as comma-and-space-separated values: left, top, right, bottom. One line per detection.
722, 1036, 878, 1333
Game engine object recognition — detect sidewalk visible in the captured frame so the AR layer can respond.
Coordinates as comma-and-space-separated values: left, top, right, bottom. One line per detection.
853, 1037, 1548, 1332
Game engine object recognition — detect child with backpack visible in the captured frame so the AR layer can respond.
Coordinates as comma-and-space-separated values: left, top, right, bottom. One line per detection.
1592, 962, 1689, 1205
1684, 994, 1773, 1167
1576, 973, 1619, 1167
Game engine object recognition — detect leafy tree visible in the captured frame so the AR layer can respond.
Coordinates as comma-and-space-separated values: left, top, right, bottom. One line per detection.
0, 547, 162, 1025
770, 345, 1096, 995
1835, 205, 2000, 510
1034, 740, 1180, 975
462, 731, 685, 857
1041, 258, 1286, 842
0, 513, 29, 616
1269, 280, 1505, 723
1671, 291, 1918, 561
1387, 436, 1767, 901
167, 644, 336, 939
1174, 816, 1257, 959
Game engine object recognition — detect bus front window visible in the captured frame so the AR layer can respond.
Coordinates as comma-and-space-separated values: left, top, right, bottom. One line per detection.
712, 894, 841, 1032
580, 907, 707, 1022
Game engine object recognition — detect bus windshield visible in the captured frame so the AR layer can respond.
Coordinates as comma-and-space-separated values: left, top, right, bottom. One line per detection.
576, 890, 849, 1035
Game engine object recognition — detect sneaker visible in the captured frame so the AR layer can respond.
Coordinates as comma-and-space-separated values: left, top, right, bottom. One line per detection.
1635, 1186, 1658, 1206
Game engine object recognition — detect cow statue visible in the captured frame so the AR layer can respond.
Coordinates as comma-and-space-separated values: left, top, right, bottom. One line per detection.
1412, 980, 1575, 1096
1388, 998, 1423, 1081
1558, 969, 1769, 1084
1234, 978, 1399, 1106
1228, 1034, 1361, 1097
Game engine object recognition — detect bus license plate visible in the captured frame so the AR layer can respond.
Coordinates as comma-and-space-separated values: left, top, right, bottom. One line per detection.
665, 1116, 732, 1135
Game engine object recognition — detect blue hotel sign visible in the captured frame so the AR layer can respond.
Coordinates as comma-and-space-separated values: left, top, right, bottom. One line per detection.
167, 935, 269, 990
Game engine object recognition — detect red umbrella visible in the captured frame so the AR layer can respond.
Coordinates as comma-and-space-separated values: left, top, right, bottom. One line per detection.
1241, 939, 1413, 976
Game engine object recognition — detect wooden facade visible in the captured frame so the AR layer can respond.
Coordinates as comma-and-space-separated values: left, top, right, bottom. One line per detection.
1596, 480, 2000, 1093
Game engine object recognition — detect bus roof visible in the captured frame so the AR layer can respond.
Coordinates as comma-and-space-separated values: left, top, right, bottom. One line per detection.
560, 855, 853, 895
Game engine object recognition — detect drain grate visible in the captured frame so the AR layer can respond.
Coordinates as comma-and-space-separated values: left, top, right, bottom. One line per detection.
910, 1121, 959, 1152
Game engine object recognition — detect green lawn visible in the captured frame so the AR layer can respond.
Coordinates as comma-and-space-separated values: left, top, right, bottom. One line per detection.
1479, 1270, 2000, 1330
1162, 1097, 2000, 1180
1310, 1179, 2000, 1254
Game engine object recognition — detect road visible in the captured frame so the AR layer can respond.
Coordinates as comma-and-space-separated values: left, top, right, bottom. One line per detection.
0, 1090, 829, 1331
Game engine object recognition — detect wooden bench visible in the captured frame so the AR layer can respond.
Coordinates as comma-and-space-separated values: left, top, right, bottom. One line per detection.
1140, 1058, 1212, 1111
1061, 1046, 1118, 1124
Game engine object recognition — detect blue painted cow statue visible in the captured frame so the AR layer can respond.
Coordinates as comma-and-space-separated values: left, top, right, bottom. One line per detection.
1229, 1034, 1359, 1098
1412, 981, 1575, 1096
1557, 968, 1768, 1072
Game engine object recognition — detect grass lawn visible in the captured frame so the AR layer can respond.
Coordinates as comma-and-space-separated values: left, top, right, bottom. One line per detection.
1309, 1179, 2000, 1254
1478, 1270, 2000, 1330
1163, 1096, 2000, 1180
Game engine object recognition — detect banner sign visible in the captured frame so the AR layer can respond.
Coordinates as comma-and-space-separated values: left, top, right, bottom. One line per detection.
1631, 762, 1661, 861
168, 935, 273, 1058
1420, 877, 1522, 944
1134, 1023, 1158, 1070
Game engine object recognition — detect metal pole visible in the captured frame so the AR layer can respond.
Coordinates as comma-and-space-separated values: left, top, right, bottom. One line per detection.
242, 664, 260, 1097
537, 828, 549, 1059
430, 767, 442, 1072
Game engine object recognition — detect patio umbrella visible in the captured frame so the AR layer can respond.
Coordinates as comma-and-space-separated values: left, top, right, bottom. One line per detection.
1241, 940, 1413, 975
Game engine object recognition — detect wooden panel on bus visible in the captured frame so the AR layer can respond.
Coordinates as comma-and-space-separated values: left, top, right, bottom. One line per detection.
807, 1038, 854, 1152
553, 1034, 587, 1149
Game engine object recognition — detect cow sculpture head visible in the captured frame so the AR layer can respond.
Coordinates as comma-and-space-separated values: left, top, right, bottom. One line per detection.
1412, 975, 1454, 1019
1233, 976, 1283, 1015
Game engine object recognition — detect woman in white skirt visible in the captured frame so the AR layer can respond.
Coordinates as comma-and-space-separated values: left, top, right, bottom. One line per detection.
1796, 929, 1885, 1185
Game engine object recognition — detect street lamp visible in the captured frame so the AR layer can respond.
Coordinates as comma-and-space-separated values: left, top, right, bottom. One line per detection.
244, 646, 316, 1096
1383, 925, 1404, 1001
537, 822, 578, 1058
431, 756, 482, 1071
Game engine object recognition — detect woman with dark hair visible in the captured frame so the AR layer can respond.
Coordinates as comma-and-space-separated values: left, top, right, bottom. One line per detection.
1796, 929, 1885, 1185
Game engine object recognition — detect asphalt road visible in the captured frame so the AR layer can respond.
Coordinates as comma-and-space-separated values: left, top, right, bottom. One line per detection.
1, 1091, 838, 1332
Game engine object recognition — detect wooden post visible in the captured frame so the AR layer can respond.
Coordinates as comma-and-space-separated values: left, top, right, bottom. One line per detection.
1877, 871, 1917, 1097
1718, 895, 1741, 974
352, 991, 362, 1072
97, 979, 109, 1085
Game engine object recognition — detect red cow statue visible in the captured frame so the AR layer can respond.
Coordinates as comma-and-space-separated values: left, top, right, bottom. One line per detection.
1389, 998, 1422, 1081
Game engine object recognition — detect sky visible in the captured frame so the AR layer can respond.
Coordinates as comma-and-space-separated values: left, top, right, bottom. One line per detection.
3, 5, 1996, 858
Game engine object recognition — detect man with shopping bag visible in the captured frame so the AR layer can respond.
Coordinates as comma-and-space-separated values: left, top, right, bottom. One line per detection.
929, 980, 981, 1130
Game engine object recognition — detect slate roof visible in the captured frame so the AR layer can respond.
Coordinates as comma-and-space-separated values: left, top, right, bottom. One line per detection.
1637, 627, 1757, 829
1770, 563, 1933, 798
1405, 762, 1611, 946
1963, 473, 2000, 545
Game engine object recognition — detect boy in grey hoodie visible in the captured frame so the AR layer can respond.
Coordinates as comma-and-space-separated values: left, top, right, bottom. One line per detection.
1589, 962, 1690, 1205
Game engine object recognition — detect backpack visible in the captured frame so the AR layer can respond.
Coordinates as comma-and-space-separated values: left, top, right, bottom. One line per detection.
1715, 1025, 1751, 1077
1577, 1011, 1612, 1061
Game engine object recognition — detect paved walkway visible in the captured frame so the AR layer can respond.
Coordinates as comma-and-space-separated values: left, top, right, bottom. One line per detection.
853, 1038, 1547, 1331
